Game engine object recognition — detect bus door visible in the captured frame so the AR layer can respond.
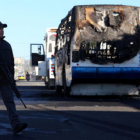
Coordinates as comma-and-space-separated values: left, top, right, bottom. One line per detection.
30, 43, 45, 66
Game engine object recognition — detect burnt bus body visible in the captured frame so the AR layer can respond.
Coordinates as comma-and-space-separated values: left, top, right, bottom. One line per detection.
55, 5, 140, 95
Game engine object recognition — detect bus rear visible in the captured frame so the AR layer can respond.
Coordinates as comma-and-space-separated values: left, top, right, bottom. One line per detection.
55, 5, 140, 95
44, 28, 57, 88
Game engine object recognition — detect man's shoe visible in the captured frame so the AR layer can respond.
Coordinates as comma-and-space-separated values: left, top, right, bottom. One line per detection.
13, 123, 28, 134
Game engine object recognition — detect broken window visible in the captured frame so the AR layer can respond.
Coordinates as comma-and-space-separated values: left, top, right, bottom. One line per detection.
77, 39, 139, 64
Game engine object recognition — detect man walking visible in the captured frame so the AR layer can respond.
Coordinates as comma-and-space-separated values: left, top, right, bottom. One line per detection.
0, 21, 27, 134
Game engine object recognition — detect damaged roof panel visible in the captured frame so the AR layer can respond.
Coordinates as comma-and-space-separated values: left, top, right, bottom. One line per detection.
74, 5, 140, 41
71, 5, 140, 64
56, 5, 140, 64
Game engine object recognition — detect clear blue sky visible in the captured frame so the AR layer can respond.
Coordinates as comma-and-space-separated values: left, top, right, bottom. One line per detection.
0, 0, 139, 59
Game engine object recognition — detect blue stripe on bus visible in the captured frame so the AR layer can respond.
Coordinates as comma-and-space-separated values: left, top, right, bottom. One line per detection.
72, 67, 140, 79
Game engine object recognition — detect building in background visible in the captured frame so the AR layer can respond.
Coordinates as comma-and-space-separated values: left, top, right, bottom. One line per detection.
14, 57, 30, 80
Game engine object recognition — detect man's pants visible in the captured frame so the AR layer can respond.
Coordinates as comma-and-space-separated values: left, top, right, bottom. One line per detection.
0, 84, 20, 129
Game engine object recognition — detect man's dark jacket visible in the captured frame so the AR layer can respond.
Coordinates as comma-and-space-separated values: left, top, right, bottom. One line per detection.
0, 38, 14, 84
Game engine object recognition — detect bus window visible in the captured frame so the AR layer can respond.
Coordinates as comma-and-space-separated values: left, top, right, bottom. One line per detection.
49, 34, 56, 41
49, 43, 52, 52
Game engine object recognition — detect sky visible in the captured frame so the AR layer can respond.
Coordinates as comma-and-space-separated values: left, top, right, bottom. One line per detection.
0, 0, 140, 59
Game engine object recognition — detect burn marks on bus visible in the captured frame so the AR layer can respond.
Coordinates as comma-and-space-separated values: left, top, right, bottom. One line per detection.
73, 36, 139, 64
56, 5, 140, 64
72, 5, 140, 64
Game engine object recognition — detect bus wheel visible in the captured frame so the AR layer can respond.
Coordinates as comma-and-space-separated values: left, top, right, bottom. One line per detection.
56, 86, 62, 96
63, 71, 70, 96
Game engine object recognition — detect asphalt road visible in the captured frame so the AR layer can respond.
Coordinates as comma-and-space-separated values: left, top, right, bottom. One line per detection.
0, 80, 140, 140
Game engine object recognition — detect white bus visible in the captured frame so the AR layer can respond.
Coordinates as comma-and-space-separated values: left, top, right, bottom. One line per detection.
44, 28, 57, 88
30, 28, 57, 88
54, 5, 140, 96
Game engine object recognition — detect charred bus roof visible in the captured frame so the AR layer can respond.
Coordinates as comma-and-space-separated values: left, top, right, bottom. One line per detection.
58, 5, 140, 39
56, 5, 140, 64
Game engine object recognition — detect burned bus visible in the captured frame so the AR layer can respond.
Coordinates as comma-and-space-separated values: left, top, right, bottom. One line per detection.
54, 5, 140, 96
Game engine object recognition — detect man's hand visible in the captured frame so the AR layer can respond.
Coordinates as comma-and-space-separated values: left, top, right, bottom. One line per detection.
12, 86, 21, 98
15, 91, 21, 98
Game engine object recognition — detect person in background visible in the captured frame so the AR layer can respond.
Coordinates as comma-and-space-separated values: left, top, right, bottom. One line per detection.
26, 72, 30, 81
0, 21, 27, 134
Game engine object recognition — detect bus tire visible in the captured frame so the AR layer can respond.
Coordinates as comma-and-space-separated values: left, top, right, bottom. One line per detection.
63, 69, 70, 96
56, 86, 62, 96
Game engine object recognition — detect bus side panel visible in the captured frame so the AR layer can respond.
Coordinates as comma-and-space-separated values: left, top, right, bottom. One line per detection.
72, 67, 140, 80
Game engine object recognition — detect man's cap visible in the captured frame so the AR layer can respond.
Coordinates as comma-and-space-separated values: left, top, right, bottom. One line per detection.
0, 21, 7, 28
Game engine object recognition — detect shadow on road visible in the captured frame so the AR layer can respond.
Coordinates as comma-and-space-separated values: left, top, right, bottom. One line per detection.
0, 109, 140, 140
